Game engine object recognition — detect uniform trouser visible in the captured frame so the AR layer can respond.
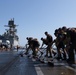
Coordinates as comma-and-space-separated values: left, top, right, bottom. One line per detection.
57, 47, 62, 59
68, 43, 75, 64
32, 48, 36, 57
32, 47, 39, 57
46, 45, 52, 57
57, 42, 66, 59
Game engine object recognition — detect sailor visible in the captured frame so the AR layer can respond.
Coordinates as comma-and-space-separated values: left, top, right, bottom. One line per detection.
44, 31, 53, 58
25, 37, 33, 55
32, 38, 40, 58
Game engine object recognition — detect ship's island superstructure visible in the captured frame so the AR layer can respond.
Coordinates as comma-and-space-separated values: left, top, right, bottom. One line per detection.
0, 19, 19, 48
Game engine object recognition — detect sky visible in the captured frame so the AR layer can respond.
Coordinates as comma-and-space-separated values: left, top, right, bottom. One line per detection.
0, 0, 76, 46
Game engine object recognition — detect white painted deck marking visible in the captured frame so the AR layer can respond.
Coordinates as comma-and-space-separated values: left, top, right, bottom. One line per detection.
32, 59, 44, 75
65, 66, 76, 72
34, 65, 44, 75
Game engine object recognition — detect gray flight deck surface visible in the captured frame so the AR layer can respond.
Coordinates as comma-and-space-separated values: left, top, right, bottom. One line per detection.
0, 49, 76, 75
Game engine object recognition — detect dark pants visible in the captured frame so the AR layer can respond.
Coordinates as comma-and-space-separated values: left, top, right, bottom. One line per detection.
46, 44, 52, 57
57, 42, 66, 60
32, 46, 39, 57
68, 43, 76, 64
32, 48, 36, 57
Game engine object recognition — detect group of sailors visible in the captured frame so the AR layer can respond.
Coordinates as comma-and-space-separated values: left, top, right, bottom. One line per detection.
25, 26, 76, 64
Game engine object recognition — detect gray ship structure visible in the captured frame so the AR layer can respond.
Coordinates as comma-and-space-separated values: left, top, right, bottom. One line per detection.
0, 19, 19, 48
